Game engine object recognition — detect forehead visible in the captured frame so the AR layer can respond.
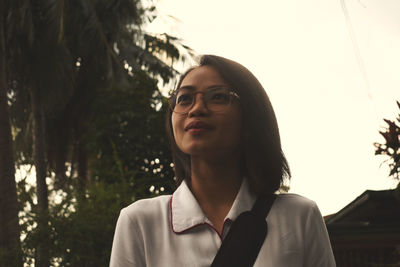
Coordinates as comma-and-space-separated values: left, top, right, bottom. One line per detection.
180, 66, 229, 90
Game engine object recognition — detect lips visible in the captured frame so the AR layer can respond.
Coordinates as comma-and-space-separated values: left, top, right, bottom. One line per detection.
184, 121, 214, 131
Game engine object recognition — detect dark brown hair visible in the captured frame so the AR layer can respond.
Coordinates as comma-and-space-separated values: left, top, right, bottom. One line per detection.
166, 55, 290, 195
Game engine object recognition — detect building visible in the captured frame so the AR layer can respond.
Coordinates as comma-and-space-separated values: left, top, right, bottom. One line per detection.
325, 188, 400, 266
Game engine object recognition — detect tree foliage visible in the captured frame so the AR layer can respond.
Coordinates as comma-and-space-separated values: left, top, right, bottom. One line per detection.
2, 0, 193, 265
15, 69, 178, 266
375, 101, 400, 181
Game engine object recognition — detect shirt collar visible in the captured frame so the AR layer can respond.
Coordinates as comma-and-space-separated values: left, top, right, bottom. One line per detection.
170, 178, 256, 233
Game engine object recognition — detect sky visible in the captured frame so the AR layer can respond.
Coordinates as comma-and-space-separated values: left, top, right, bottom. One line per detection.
148, 0, 400, 215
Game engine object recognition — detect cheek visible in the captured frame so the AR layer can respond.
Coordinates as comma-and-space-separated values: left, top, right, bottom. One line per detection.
171, 114, 182, 143
229, 111, 242, 145
228, 109, 242, 133
233, 119, 242, 143
216, 110, 242, 146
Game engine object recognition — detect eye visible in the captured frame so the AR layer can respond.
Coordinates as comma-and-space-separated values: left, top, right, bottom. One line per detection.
176, 93, 193, 106
211, 93, 229, 101
208, 89, 230, 104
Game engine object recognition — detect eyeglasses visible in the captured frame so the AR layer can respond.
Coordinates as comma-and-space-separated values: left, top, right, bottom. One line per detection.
169, 87, 240, 115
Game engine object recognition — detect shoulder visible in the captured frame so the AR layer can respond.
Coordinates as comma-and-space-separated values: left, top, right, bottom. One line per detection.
267, 193, 327, 243
120, 194, 171, 225
275, 193, 317, 210
269, 193, 321, 223
265, 194, 336, 266
111, 196, 171, 266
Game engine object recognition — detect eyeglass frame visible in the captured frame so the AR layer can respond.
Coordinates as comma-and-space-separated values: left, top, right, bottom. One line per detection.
168, 86, 240, 115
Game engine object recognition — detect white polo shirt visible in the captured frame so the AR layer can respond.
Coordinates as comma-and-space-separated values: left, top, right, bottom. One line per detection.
110, 179, 336, 267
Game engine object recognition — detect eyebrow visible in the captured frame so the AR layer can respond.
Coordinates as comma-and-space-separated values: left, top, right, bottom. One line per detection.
177, 85, 196, 91
177, 85, 229, 91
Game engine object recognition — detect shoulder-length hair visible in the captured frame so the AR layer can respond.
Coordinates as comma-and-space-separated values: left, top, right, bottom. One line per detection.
165, 55, 290, 195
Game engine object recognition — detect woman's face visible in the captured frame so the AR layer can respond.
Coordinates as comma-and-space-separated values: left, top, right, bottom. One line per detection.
171, 65, 242, 158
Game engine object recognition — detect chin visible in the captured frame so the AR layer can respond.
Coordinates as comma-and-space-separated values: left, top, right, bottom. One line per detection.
184, 145, 236, 158
182, 146, 212, 156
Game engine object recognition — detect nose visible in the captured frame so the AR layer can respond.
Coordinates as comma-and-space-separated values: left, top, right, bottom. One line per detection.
187, 93, 209, 117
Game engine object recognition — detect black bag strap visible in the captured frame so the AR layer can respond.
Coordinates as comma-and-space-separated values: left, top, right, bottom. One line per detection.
210, 194, 277, 267
252, 193, 277, 217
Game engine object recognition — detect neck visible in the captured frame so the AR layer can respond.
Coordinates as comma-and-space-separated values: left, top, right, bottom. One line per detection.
189, 154, 242, 213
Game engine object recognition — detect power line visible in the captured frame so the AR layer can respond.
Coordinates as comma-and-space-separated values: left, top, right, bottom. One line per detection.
340, 0, 379, 121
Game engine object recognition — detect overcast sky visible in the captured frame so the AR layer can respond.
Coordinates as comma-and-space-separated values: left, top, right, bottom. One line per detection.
148, 0, 400, 215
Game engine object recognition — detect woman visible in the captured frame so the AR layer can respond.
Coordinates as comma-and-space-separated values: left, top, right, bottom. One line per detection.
110, 55, 336, 266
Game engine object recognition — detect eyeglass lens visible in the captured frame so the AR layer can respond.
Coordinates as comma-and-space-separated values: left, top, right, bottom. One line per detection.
174, 87, 234, 113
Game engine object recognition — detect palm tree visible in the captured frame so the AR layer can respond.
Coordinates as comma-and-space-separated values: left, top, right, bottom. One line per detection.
5, 1, 75, 265
5, 0, 192, 265
44, 0, 190, 194
0, 1, 23, 266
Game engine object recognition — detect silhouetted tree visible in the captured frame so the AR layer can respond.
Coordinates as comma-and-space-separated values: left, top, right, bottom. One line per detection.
375, 101, 400, 182
4, 0, 192, 265
0, 2, 22, 266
